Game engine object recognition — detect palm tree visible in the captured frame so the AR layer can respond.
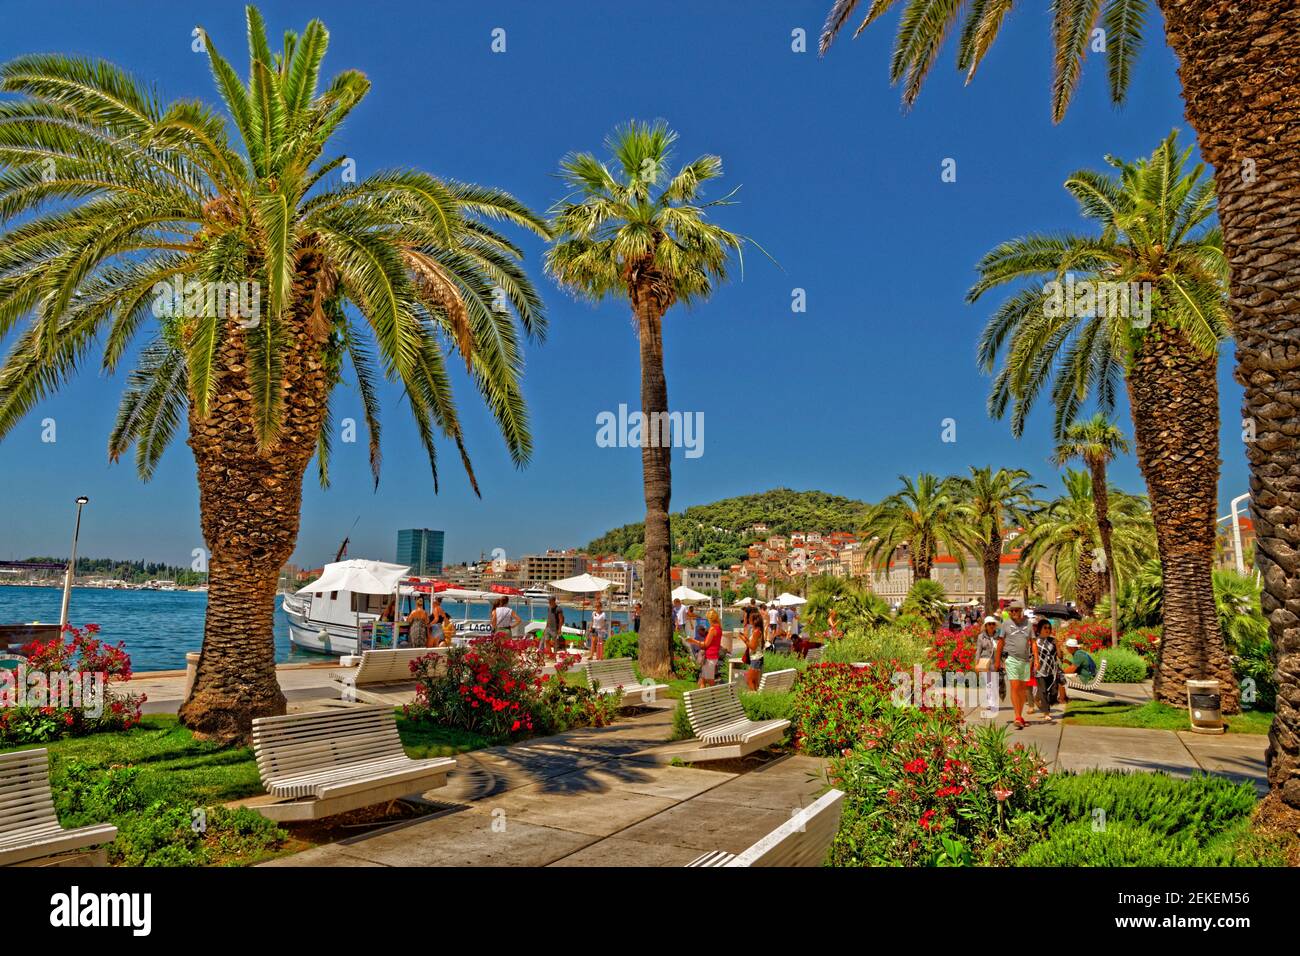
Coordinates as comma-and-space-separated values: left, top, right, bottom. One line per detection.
969, 135, 1234, 711
1054, 415, 1131, 645
546, 121, 749, 679
860, 474, 971, 581
901, 578, 948, 629
1008, 561, 1041, 608
817, 0, 1300, 813
1020, 470, 1156, 614
0, 8, 549, 742
955, 466, 1042, 616
804, 576, 891, 633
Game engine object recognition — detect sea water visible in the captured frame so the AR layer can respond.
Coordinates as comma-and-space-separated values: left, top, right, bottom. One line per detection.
0, 586, 691, 671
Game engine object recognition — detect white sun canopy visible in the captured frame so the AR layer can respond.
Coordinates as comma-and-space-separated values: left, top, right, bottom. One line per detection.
772, 592, 808, 607
297, 559, 410, 596
549, 573, 614, 594
671, 586, 711, 604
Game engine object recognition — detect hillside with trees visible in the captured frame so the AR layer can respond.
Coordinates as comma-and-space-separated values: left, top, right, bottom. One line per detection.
584, 488, 872, 566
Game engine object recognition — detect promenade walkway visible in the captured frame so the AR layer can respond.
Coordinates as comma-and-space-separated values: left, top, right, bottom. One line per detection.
125, 665, 1271, 865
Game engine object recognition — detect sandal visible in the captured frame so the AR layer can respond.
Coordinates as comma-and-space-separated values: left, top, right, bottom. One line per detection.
1013, 718, 1027, 730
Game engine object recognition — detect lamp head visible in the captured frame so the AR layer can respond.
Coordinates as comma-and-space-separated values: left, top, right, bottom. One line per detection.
75, 496, 89, 505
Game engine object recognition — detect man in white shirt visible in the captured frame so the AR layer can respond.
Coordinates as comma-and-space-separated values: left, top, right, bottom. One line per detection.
672, 598, 686, 635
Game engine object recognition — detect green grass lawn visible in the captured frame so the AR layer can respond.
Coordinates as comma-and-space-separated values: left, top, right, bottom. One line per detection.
1063, 699, 1275, 735
0, 712, 493, 866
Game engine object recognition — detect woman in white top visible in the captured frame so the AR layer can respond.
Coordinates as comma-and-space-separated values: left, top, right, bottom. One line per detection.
590, 599, 608, 661
492, 597, 521, 637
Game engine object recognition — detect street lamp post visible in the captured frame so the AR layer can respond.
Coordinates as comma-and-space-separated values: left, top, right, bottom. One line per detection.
58, 496, 89, 631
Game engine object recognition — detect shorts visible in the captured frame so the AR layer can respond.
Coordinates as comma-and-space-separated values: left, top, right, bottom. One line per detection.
1004, 656, 1031, 682
748, 657, 764, 672
700, 659, 718, 681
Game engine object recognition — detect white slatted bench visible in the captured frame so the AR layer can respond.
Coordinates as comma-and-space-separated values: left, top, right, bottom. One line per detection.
1065, 657, 1109, 693
756, 668, 797, 694
679, 681, 790, 762
584, 657, 670, 707
333, 647, 444, 704
686, 789, 845, 867
248, 705, 454, 822
1, 748, 116, 867
804, 645, 823, 663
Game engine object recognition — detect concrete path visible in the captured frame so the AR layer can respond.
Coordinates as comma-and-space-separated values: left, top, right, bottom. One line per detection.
262, 704, 829, 867
962, 683, 1270, 792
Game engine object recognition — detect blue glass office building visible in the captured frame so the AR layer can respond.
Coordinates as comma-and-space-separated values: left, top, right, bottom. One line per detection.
396, 528, 445, 576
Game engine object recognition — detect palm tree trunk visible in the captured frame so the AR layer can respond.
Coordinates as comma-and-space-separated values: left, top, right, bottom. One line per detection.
1089, 460, 1118, 646
983, 529, 1002, 615
1158, 0, 1300, 810
179, 253, 332, 743
1126, 326, 1238, 713
631, 274, 674, 680
1075, 553, 1101, 616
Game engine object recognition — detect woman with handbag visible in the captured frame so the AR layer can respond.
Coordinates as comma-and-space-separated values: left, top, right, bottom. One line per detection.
974, 615, 1000, 714
744, 606, 766, 691
1032, 617, 1062, 721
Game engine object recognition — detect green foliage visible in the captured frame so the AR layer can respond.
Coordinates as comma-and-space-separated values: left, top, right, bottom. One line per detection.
1015, 820, 1238, 867
602, 631, 639, 661
1018, 771, 1263, 866
1043, 770, 1257, 844
740, 690, 795, 724
53, 758, 284, 867
821, 625, 929, 668
584, 488, 871, 564
1097, 646, 1148, 682
803, 576, 891, 634
535, 679, 621, 734
760, 651, 807, 673
901, 578, 948, 627
1064, 699, 1274, 735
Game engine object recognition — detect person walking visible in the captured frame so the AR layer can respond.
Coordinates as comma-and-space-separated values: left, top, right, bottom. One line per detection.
745, 605, 766, 691
543, 596, 565, 659
974, 615, 1002, 714
1033, 617, 1062, 721
633, 601, 642, 634
591, 599, 608, 661
671, 598, 686, 637
994, 601, 1034, 729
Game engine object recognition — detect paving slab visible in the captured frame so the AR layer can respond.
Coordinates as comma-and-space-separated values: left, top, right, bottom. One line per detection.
1178, 731, 1270, 792
322, 808, 600, 867
1056, 724, 1199, 777
548, 835, 706, 867
615, 796, 797, 854
691, 754, 828, 812
486, 786, 679, 837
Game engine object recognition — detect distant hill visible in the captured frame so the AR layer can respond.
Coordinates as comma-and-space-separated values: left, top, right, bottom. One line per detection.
584, 488, 872, 568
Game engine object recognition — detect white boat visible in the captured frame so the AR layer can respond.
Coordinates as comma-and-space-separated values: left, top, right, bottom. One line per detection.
521, 587, 552, 602
283, 561, 515, 656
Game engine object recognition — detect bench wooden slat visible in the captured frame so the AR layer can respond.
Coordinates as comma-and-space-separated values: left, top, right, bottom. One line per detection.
249, 705, 454, 821
756, 668, 797, 694
680, 683, 791, 761
0, 749, 116, 867
584, 658, 670, 706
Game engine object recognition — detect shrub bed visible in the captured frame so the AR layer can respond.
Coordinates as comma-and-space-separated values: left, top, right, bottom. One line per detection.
1097, 646, 1148, 682
0, 624, 145, 745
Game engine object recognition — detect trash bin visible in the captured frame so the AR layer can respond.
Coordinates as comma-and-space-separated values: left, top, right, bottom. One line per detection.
1187, 679, 1225, 735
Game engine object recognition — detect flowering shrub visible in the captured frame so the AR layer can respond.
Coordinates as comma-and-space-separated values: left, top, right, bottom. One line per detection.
828, 712, 1050, 866
405, 636, 547, 738
1059, 621, 1114, 653
404, 635, 621, 740
535, 679, 621, 733
793, 661, 918, 757
1119, 627, 1161, 666
0, 624, 145, 745
927, 624, 981, 671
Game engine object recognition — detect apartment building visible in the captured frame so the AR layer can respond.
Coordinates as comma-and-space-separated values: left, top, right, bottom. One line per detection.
519, 551, 588, 587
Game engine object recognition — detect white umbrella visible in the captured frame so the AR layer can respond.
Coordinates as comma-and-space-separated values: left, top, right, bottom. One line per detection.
297, 559, 409, 596
772, 592, 807, 607
671, 585, 710, 604
549, 572, 614, 594
732, 596, 759, 607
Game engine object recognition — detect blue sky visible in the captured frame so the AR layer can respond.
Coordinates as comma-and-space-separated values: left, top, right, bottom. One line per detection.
0, 0, 1247, 568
